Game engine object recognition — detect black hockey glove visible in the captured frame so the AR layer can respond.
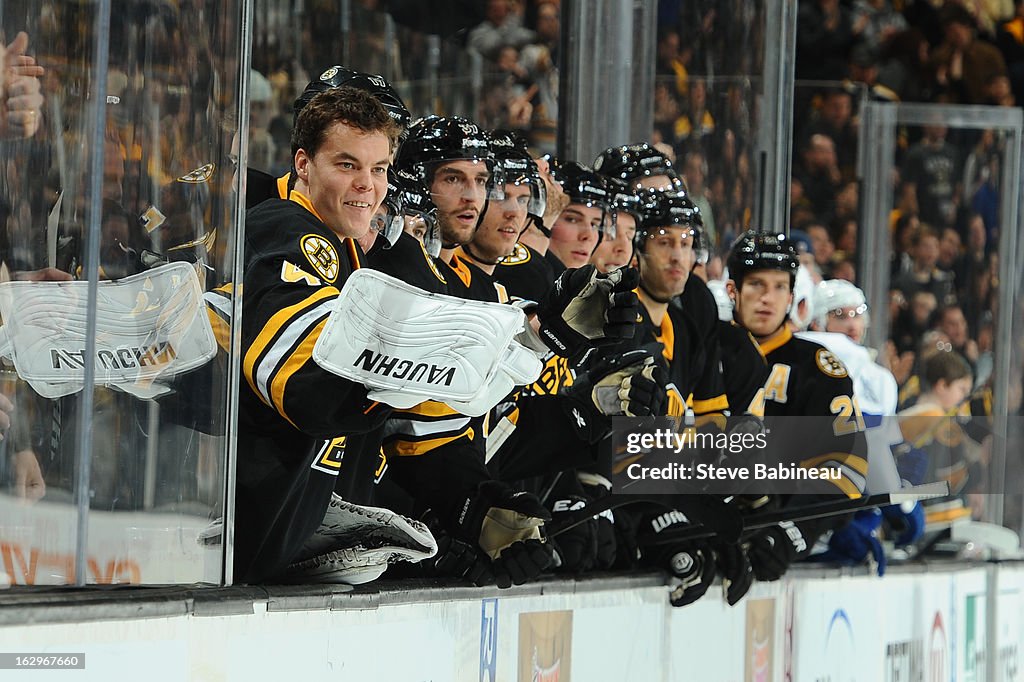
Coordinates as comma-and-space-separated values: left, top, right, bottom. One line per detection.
746, 521, 809, 581
712, 540, 754, 606
547, 496, 598, 573
577, 472, 617, 570
638, 508, 715, 607
536, 265, 640, 359
561, 349, 667, 443
441, 480, 554, 588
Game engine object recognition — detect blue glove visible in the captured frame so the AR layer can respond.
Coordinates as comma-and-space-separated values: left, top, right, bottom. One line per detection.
896, 446, 928, 486
818, 509, 887, 576
882, 502, 925, 546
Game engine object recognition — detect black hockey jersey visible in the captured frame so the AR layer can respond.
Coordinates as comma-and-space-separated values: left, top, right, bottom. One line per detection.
757, 326, 868, 497
233, 191, 387, 582
492, 242, 558, 304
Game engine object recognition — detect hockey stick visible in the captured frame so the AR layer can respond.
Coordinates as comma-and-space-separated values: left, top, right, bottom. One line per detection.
547, 489, 745, 543
636, 482, 949, 546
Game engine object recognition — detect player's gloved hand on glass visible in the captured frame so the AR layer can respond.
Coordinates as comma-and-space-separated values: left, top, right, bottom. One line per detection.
818, 508, 887, 576
562, 349, 667, 442
536, 264, 640, 359
746, 520, 808, 581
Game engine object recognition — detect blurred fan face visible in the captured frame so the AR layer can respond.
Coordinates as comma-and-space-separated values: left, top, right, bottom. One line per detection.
549, 203, 603, 268
825, 305, 868, 344
294, 122, 391, 239
637, 225, 695, 300
473, 182, 532, 262
730, 270, 793, 337
590, 211, 636, 273
429, 159, 491, 246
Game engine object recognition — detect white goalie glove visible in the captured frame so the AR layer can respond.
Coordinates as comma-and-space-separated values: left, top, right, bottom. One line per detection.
0, 262, 217, 399
313, 269, 542, 417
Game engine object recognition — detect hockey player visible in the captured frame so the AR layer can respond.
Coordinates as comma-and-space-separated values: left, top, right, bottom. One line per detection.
545, 161, 616, 272
800, 280, 924, 573
233, 86, 419, 583
724, 231, 869, 582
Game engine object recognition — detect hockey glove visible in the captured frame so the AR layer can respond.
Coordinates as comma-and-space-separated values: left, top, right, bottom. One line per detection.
561, 349, 667, 442
664, 543, 716, 607
817, 508, 887, 576
536, 265, 640, 359
713, 541, 754, 606
444, 480, 554, 588
882, 501, 925, 547
746, 520, 809, 581
638, 508, 715, 607
547, 495, 599, 573
577, 472, 617, 570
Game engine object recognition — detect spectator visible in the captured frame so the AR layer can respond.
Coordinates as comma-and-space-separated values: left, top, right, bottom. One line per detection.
852, 0, 908, 55
674, 77, 715, 154
807, 222, 836, 275
467, 0, 536, 60
796, 0, 856, 82
518, 0, 559, 153
930, 3, 1009, 104
656, 26, 691, 98
892, 225, 957, 307
934, 304, 980, 367
799, 88, 858, 182
891, 289, 938, 357
682, 150, 717, 249
901, 122, 960, 231
795, 134, 842, 224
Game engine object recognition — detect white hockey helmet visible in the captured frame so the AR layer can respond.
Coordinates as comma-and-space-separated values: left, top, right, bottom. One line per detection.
813, 279, 869, 331
789, 265, 815, 330
706, 278, 734, 322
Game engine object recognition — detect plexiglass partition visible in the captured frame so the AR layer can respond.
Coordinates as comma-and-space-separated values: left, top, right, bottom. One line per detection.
0, 1, 248, 586
859, 102, 1023, 537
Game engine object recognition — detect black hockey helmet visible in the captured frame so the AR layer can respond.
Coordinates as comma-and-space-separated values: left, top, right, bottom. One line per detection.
547, 158, 614, 236
593, 143, 685, 191
607, 177, 643, 231
368, 168, 405, 250
396, 116, 502, 200
488, 129, 546, 220
726, 230, 799, 288
294, 65, 411, 132
395, 166, 442, 257
635, 188, 702, 254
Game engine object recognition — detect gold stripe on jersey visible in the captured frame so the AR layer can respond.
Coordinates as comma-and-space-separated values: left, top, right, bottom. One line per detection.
691, 394, 729, 415
270, 317, 328, 428
799, 452, 868, 498
276, 173, 291, 200
448, 253, 474, 288
756, 326, 792, 355
286, 187, 327, 223
656, 314, 675, 363
207, 307, 231, 352
385, 429, 476, 457
244, 287, 338, 407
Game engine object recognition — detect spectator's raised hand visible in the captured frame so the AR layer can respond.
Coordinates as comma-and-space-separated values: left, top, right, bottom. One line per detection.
0, 32, 44, 139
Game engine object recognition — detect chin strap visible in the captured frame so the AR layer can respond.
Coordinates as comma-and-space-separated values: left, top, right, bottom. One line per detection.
461, 243, 505, 266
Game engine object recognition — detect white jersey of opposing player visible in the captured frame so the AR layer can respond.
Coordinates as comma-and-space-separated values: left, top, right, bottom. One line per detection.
797, 331, 903, 493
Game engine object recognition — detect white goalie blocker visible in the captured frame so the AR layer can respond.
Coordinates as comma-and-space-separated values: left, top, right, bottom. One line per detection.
313, 269, 542, 417
0, 262, 217, 399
